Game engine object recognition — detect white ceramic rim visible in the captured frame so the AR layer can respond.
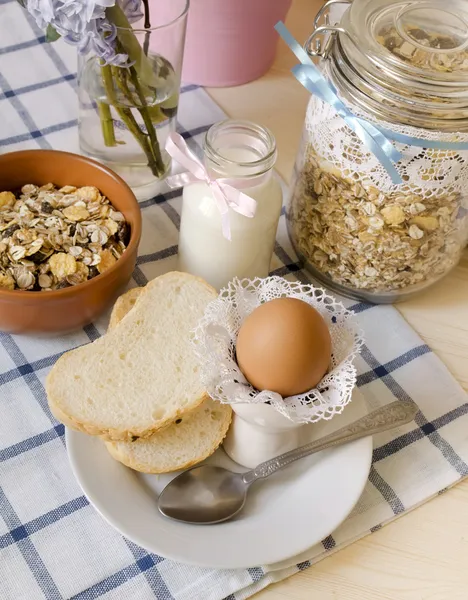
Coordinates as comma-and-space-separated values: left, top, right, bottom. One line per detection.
66, 429, 372, 569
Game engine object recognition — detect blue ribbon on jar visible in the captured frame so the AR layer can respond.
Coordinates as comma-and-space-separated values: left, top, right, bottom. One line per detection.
275, 21, 468, 186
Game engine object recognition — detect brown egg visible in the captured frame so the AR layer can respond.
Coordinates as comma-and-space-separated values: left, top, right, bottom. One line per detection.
236, 298, 332, 397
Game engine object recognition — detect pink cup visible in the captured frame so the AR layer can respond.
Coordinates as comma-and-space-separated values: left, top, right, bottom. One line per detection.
182, 0, 293, 87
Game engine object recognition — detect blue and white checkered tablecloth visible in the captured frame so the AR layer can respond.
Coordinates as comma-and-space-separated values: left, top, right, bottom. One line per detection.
1, 2, 468, 599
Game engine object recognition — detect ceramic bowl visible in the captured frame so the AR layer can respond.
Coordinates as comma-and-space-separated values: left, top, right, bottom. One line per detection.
0, 150, 142, 335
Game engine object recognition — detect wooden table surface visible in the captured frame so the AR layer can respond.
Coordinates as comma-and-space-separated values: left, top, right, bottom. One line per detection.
207, 1, 468, 598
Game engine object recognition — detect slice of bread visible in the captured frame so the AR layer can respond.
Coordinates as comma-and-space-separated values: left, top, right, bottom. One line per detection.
105, 399, 232, 473
108, 287, 142, 330
105, 285, 232, 473
46, 272, 217, 441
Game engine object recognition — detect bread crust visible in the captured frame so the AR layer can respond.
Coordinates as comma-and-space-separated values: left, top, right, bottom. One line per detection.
103, 281, 232, 472
48, 389, 209, 442
46, 272, 217, 441
104, 406, 232, 474
108, 287, 143, 330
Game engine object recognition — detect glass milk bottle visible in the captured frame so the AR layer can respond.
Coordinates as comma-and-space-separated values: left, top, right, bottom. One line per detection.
178, 120, 283, 290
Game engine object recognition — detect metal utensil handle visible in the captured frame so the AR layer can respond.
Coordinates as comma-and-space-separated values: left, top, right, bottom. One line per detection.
242, 401, 418, 485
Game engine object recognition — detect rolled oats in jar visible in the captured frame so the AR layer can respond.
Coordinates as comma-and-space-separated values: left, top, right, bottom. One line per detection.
287, 0, 468, 303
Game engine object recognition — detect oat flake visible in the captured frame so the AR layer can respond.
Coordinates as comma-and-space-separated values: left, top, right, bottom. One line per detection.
0, 184, 129, 291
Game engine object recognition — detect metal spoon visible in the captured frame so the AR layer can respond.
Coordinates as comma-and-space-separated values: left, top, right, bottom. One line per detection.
158, 400, 418, 525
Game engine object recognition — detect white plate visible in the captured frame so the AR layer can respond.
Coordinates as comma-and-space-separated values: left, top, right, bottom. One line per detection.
66, 394, 372, 570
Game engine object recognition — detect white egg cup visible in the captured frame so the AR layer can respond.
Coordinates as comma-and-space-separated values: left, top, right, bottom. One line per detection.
223, 402, 303, 469
192, 277, 364, 469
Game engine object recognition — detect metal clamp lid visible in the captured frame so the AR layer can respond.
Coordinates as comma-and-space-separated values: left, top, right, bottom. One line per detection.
304, 0, 352, 58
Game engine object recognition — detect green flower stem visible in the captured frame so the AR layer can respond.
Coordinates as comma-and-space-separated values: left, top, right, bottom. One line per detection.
99, 64, 117, 147
112, 64, 137, 104
111, 66, 162, 176
97, 102, 117, 147
117, 105, 160, 176
106, 4, 158, 89
117, 106, 156, 170
128, 65, 165, 174
101, 6, 167, 178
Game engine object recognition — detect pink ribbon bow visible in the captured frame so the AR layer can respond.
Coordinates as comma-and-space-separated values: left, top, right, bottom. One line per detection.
165, 132, 258, 240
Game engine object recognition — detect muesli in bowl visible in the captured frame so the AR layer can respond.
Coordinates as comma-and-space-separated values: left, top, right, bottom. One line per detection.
0, 150, 141, 335
0, 183, 130, 291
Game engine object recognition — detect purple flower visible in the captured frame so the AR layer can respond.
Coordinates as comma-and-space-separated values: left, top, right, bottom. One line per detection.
26, 0, 55, 25
26, 0, 140, 66
27, 0, 114, 31
65, 18, 130, 66
120, 0, 143, 24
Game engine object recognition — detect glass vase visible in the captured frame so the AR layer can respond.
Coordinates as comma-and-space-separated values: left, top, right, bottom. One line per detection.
78, 0, 189, 195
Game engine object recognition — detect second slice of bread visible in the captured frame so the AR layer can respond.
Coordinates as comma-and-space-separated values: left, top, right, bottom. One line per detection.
108, 287, 143, 330
106, 286, 232, 473
105, 398, 232, 473
46, 272, 217, 441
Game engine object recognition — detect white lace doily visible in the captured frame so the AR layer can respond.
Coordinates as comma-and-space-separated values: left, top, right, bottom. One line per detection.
192, 277, 364, 424
306, 93, 468, 197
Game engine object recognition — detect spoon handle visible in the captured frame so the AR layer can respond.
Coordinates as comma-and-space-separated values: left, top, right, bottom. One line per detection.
242, 400, 418, 485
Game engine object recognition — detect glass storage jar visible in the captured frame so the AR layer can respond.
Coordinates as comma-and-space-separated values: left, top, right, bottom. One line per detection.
287, 0, 468, 303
